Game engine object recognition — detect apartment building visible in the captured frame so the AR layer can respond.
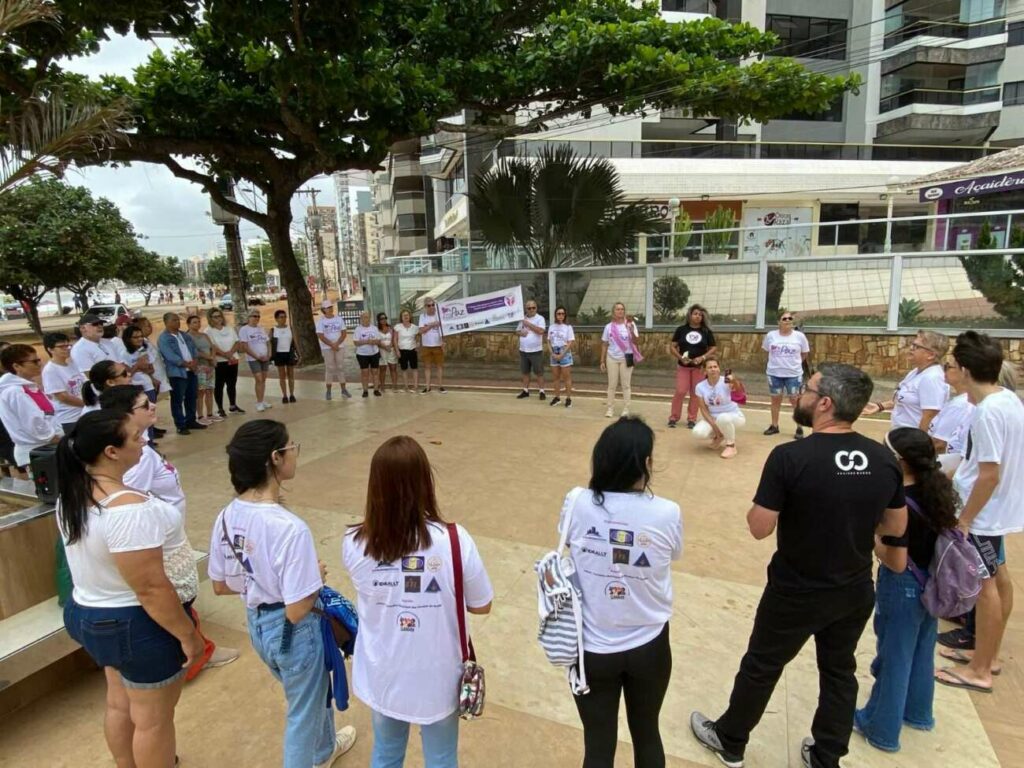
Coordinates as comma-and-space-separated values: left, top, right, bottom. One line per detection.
370, 139, 432, 259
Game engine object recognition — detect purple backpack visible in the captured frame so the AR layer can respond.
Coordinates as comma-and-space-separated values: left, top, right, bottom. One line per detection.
905, 498, 987, 619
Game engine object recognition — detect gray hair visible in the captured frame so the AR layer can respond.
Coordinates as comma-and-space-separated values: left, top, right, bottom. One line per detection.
918, 330, 949, 359
999, 360, 1018, 392
816, 362, 874, 423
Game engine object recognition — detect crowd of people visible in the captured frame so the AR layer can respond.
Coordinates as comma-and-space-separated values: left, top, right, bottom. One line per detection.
2, 298, 1024, 768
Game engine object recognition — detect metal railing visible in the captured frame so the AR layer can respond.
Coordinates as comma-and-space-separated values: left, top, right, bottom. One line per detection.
879, 86, 1003, 113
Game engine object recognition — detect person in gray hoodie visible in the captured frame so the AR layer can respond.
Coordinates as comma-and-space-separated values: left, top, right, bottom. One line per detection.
0, 343, 62, 471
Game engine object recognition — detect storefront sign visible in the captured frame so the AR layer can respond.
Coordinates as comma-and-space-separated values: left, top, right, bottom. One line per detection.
741, 207, 813, 259
435, 196, 469, 239
919, 171, 1024, 203
438, 285, 523, 336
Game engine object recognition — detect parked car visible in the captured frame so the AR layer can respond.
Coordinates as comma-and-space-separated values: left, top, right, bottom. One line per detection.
89, 303, 132, 327
219, 293, 233, 311
248, 295, 266, 306
2, 302, 26, 321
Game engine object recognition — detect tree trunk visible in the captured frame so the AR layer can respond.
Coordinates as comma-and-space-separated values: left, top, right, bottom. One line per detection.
7, 286, 43, 336
266, 197, 321, 365
76, 290, 90, 312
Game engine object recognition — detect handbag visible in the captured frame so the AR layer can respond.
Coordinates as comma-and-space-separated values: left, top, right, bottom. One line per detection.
726, 371, 747, 405
448, 522, 486, 720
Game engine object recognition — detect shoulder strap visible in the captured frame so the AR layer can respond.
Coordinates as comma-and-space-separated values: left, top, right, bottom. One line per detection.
99, 489, 149, 505
447, 522, 473, 663
557, 487, 587, 553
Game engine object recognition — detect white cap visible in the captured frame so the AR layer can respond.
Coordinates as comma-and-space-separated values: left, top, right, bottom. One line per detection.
321, 299, 333, 309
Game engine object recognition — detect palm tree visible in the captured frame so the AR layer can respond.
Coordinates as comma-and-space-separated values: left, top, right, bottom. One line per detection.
471, 144, 662, 268
0, 0, 132, 195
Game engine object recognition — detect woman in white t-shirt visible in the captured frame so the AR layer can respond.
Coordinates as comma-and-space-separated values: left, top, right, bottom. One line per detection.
761, 313, 809, 439
205, 307, 244, 417
395, 309, 421, 393
58, 410, 203, 768
863, 330, 949, 430
547, 306, 576, 408
209, 420, 356, 767
343, 435, 493, 767
600, 302, 640, 419
560, 417, 681, 766
353, 311, 383, 397
377, 312, 399, 393
693, 359, 746, 459
42, 332, 85, 433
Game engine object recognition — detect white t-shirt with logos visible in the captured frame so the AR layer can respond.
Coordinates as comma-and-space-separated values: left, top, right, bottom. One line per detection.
271, 325, 293, 356
891, 365, 948, 429
208, 499, 323, 609
343, 522, 493, 724
418, 312, 443, 347
237, 325, 270, 362
762, 330, 809, 379
561, 489, 682, 653
928, 392, 974, 456
70, 338, 110, 376
696, 378, 739, 416
353, 324, 382, 356
548, 323, 575, 350
953, 388, 1024, 535
41, 361, 84, 425
316, 314, 347, 350
517, 314, 546, 353
395, 323, 419, 351
125, 445, 185, 517
601, 321, 638, 362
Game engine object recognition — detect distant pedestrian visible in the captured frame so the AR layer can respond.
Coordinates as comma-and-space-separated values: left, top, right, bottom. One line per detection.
315, 299, 351, 401
199, 289, 206, 304
762, 312, 810, 439
270, 309, 298, 404
600, 302, 639, 419
353, 311, 382, 397
668, 304, 716, 429
178, 289, 184, 303
418, 299, 446, 393
114, 290, 122, 305
547, 306, 575, 408
515, 299, 546, 400
73, 295, 82, 312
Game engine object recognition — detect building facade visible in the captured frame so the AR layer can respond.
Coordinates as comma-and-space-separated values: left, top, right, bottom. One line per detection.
370, 139, 431, 259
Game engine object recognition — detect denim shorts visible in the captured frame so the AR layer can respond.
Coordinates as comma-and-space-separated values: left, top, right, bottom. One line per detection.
248, 359, 270, 374
768, 374, 802, 396
550, 346, 574, 367
64, 599, 195, 688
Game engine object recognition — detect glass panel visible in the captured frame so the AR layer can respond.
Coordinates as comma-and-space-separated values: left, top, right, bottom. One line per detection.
652, 262, 759, 327
554, 267, 648, 326
900, 253, 1024, 330
764, 258, 891, 328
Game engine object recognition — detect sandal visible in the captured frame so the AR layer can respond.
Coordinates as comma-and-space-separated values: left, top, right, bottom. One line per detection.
934, 667, 992, 694
939, 648, 1001, 676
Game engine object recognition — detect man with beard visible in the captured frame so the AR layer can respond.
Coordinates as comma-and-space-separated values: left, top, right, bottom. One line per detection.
690, 362, 907, 768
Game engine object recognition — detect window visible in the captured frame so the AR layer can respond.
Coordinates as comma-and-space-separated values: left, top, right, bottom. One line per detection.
1005, 81, 1024, 106
818, 203, 860, 246
395, 214, 426, 233
661, 0, 717, 12
1010, 21, 1024, 45
778, 96, 844, 121
767, 14, 848, 59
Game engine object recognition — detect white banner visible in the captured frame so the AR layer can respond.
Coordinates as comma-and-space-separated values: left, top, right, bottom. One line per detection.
438, 285, 524, 336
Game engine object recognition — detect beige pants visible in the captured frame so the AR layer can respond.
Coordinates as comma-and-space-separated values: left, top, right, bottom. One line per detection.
693, 411, 746, 443
606, 358, 633, 409
323, 347, 346, 385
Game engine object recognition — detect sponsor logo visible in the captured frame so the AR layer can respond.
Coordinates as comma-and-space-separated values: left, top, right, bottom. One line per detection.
835, 450, 869, 473
637, 532, 651, 547
425, 577, 442, 593
404, 575, 421, 593
606, 582, 628, 600
685, 330, 703, 345
584, 526, 602, 540
609, 528, 634, 546
373, 560, 397, 571
763, 212, 792, 226
923, 186, 943, 201
402, 556, 425, 572
613, 548, 630, 565
581, 546, 608, 558
426, 556, 443, 573
398, 612, 418, 632
372, 579, 399, 588
634, 552, 651, 568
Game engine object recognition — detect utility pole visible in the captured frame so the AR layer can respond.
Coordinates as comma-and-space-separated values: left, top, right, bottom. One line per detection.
296, 188, 328, 296
209, 176, 248, 316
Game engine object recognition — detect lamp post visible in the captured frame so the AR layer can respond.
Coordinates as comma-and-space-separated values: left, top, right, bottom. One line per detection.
668, 197, 681, 261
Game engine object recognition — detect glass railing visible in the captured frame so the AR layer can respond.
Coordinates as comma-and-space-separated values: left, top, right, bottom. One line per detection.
884, 18, 1006, 48
879, 86, 1002, 113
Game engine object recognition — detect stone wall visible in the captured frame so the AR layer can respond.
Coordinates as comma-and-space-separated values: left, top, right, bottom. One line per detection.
442, 329, 1024, 378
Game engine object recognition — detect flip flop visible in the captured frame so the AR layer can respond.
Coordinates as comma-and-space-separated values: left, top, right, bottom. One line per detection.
939, 648, 1001, 675
934, 667, 992, 694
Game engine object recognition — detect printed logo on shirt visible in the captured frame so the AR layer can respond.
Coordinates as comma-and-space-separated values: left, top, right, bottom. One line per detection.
606, 582, 628, 600
425, 577, 442, 593
637, 532, 651, 547
405, 575, 421, 593
373, 560, 397, 571
398, 612, 419, 632
581, 546, 608, 558
372, 578, 400, 588
634, 552, 651, 567
834, 450, 870, 474
609, 529, 634, 546
685, 330, 703, 345
584, 526, 602, 540
402, 556, 425, 572
226, 534, 254, 574
612, 548, 630, 565
427, 556, 443, 573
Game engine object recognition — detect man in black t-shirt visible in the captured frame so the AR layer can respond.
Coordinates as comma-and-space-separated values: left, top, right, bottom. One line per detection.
690, 363, 907, 768
668, 304, 716, 428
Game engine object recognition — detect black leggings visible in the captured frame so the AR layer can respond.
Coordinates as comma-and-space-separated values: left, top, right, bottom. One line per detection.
214, 361, 239, 411
574, 623, 671, 768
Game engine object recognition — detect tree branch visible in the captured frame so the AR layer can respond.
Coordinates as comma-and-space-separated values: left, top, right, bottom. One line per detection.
158, 155, 270, 228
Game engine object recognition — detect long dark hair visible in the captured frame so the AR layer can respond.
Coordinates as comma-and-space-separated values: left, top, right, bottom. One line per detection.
226, 419, 290, 494
99, 384, 145, 414
589, 417, 654, 505
686, 303, 712, 332
122, 324, 145, 353
82, 360, 122, 406
887, 428, 959, 531
354, 435, 443, 562
57, 410, 132, 544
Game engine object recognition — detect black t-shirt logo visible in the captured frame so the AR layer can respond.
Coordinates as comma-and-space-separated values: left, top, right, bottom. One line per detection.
834, 450, 869, 472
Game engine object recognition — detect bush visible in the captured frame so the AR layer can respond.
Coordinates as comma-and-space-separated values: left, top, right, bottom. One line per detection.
653, 275, 690, 323
959, 223, 1024, 320
577, 305, 611, 325
899, 297, 924, 325
766, 264, 786, 319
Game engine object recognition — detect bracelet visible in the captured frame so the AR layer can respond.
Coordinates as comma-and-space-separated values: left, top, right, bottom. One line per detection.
876, 401, 885, 412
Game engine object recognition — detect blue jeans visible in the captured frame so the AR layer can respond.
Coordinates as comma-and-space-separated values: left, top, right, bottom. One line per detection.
168, 373, 197, 429
370, 710, 459, 768
855, 566, 937, 752
248, 608, 336, 767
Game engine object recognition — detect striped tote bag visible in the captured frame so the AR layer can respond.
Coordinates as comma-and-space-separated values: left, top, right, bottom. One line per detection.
535, 487, 589, 695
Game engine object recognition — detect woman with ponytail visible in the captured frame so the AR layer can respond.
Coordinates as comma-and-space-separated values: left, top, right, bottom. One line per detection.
855, 427, 959, 753
58, 410, 203, 768
80, 359, 131, 413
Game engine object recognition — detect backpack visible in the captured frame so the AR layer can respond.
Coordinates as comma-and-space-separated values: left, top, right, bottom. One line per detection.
905, 497, 987, 619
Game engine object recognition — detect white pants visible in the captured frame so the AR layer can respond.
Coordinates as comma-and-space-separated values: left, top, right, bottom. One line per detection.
693, 411, 746, 443
606, 359, 633, 409
323, 347, 346, 385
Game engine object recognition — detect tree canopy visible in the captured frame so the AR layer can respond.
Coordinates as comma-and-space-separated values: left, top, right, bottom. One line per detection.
122, 250, 185, 305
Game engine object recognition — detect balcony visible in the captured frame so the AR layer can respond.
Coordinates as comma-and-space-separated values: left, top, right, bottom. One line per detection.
879, 86, 1003, 113
884, 19, 1005, 48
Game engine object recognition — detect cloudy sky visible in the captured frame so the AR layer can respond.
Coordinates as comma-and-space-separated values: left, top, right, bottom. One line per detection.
63, 35, 341, 259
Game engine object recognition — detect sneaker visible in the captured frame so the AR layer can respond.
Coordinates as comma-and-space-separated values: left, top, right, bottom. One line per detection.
282, 396, 289, 404
621, 409, 630, 417
937, 627, 975, 651
362, 390, 369, 398
539, 391, 546, 401
720, 445, 738, 459
256, 402, 267, 412
205, 646, 240, 668
605, 407, 614, 418
373, 389, 382, 397
208, 414, 225, 423
313, 726, 358, 768
800, 737, 814, 768
152, 427, 168, 437
549, 396, 561, 407
176, 428, 191, 436
340, 388, 352, 399
261, 401, 272, 410
690, 712, 744, 768
420, 387, 430, 394
196, 416, 212, 426
794, 426, 805, 439
289, 395, 296, 403
325, 389, 333, 401
668, 419, 678, 428
228, 405, 245, 414
763, 425, 780, 436
517, 390, 530, 399
185, 422, 208, 430
216, 410, 227, 419
439, 387, 447, 393
686, 420, 696, 429
565, 398, 572, 409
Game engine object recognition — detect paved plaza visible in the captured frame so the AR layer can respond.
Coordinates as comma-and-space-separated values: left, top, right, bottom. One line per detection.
0, 381, 1020, 767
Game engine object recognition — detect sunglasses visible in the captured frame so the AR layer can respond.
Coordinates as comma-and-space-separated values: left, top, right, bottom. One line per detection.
132, 400, 156, 412
909, 342, 932, 353
274, 442, 301, 456
425, 303, 435, 307
20, 358, 42, 366
780, 316, 794, 321
111, 369, 131, 379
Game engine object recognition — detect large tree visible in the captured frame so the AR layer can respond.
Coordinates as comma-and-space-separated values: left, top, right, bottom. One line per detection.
1, 0, 856, 362
0, 177, 142, 332
123, 250, 185, 306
